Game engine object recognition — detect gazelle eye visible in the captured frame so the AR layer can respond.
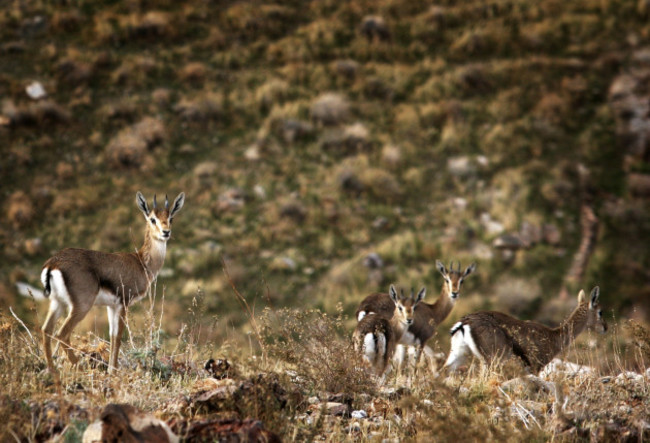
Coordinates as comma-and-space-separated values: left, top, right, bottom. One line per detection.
150, 218, 156, 224
398, 306, 403, 312
598, 310, 602, 318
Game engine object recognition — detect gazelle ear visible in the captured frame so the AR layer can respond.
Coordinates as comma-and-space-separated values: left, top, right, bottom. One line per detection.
389, 284, 398, 303
436, 260, 447, 276
464, 262, 477, 277
589, 286, 600, 309
577, 289, 586, 304
136, 192, 150, 216
170, 192, 185, 218
416, 287, 426, 304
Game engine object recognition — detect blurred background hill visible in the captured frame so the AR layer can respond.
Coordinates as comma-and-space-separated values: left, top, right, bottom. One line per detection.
1, 0, 649, 351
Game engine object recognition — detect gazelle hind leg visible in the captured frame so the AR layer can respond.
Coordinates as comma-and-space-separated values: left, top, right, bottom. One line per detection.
42, 300, 64, 372
55, 304, 93, 365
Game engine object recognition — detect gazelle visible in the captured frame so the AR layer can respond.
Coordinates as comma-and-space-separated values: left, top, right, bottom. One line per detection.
355, 261, 476, 372
444, 287, 607, 374
353, 285, 425, 381
39, 191, 185, 374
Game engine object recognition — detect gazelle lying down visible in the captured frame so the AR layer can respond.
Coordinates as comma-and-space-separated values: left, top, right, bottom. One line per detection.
444, 287, 607, 373
353, 285, 424, 381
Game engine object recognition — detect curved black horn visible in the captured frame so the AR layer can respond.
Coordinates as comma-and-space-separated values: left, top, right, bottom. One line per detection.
165, 194, 169, 209
153, 194, 157, 209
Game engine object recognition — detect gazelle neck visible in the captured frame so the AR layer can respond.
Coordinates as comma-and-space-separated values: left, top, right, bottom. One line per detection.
427, 281, 456, 321
553, 303, 589, 350
138, 232, 167, 281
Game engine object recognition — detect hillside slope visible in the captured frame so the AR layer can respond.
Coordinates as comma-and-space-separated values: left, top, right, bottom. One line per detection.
1, 0, 649, 346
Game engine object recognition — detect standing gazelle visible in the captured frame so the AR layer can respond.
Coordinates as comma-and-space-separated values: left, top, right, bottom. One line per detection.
444, 287, 607, 374
40, 191, 185, 374
353, 285, 425, 382
355, 261, 476, 373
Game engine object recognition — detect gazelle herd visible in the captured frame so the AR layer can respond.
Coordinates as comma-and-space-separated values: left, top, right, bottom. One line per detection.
30, 191, 608, 385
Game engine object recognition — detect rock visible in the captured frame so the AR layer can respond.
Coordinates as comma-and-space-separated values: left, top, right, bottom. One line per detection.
493, 234, 525, 251
269, 256, 297, 272
334, 59, 359, 80
308, 402, 349, 417
280, 119, 314, 143
25, 81, 47, 100
363, 253, 383, 269
83, 404, 178, 443
351, 410, 368, 419
539, 358, 594, 379
215, 188, 247, 214
480, 213, 505, 236
447, 156, 475, 177
311, 93, 349, 126
360, 15, 390, 42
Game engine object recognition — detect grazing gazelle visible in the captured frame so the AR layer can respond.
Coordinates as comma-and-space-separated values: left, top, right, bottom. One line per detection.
40, 191, 185, 374
353, 285, 425, 381
355, 261, 476, 372
444, 287, 607, 373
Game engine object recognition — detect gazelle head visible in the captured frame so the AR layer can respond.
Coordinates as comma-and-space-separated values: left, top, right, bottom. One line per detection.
137, 192, 185, 242
436, 260, 476, 300
579, 286, 608, 334
389, 284, 425, 325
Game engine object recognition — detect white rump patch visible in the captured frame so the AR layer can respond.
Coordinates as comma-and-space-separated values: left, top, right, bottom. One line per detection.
445, 324, 480, 370
363, 333, 377, 364
48, 269, 72, 308
462, 325, 483, 360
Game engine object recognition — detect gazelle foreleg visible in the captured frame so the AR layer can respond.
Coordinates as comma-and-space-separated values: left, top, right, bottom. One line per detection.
107, 305, 126, 373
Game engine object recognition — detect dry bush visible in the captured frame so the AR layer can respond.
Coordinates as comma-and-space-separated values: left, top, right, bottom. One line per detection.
178, 62, 208, 86
104, 117, 165, 169
259, 305, 375, 394
255, 78, 290, 111
6, 191, 35, 229
174, 92, 224, 122
311, 93, 350, 126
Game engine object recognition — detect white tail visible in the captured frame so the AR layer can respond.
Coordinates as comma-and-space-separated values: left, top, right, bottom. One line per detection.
39, 191, 185, 374
444, 287, 607, 374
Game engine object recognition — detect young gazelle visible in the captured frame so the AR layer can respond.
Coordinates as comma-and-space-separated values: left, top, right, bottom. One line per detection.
40, 191, 185, 374
355, 261, 476, 372
444, 287, 607, 374
353, 285, 425, 381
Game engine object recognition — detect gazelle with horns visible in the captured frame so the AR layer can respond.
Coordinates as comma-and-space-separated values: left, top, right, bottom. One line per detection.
444, 287, 607, 373
354, 285, 425, 381
355, 260, 476, 373
39, 191, 185, 374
